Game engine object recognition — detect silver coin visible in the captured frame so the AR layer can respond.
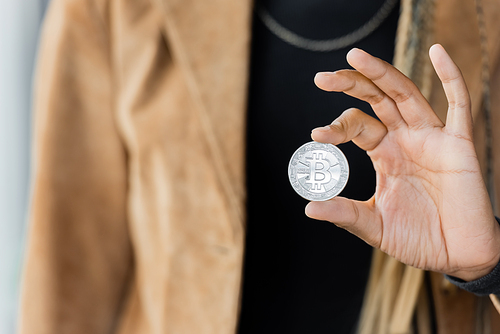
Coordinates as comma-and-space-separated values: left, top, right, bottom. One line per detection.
288, 141, 349, 201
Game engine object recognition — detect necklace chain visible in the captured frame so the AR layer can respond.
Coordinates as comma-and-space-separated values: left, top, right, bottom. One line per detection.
256, 0, 399, 52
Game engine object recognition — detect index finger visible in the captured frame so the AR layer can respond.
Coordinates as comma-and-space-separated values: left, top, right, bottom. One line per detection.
346, 48, 444, 129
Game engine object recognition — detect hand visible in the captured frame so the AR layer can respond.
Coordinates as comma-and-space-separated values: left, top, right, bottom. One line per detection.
306, 44, 500, 281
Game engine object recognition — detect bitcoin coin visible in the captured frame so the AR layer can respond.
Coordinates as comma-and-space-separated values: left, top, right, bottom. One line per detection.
288, 141, 349, 201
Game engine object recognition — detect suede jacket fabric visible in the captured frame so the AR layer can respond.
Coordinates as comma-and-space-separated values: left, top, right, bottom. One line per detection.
18, 0, 500, 333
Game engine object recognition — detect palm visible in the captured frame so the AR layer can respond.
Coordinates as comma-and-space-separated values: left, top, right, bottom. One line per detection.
308, 45, 500, 281
372, 127, 492, 275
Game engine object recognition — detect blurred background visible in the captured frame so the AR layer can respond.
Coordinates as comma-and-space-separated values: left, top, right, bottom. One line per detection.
0, 0, 49, 332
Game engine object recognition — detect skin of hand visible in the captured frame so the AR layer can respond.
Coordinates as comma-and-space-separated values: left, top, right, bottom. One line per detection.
307, 44, 500, 281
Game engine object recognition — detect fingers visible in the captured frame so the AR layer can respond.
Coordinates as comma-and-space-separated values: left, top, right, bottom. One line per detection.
346, 48, 444, 129
429, 44, 473, 139
311, 108, 387, 151
305, 197, 382, 248
314, 70, 405, 129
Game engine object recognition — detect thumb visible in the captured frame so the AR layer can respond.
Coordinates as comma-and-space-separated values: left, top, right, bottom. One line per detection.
305, 197, 382, 248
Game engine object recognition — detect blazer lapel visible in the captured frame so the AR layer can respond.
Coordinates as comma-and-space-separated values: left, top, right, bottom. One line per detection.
151, 0, 253, 236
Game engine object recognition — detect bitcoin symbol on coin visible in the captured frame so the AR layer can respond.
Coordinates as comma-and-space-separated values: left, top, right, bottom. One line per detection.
306, 152, 332, 192
288, 142, 349, 201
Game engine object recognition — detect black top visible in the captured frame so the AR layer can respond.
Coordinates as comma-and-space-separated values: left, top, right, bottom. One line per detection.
239, 1, 399, 333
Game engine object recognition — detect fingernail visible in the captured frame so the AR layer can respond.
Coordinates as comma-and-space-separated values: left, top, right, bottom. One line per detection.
315, 71, 336, 79
347, 48, 358, 57
316, 71, 336, 75
347, 48, 368, 61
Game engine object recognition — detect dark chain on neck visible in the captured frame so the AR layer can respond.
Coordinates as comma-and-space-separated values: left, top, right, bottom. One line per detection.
255, 0, 399, 52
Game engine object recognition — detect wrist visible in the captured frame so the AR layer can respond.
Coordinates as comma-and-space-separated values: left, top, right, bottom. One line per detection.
446, 257, 500, 296
448, 216, 500, 282
453, 256, 500, 282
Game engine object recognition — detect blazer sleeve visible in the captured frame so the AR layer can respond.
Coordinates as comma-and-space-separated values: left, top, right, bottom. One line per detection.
18, 0, 133, 333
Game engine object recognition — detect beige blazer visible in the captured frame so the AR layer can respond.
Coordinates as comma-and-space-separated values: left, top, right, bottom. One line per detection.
18, 0, 500, 333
